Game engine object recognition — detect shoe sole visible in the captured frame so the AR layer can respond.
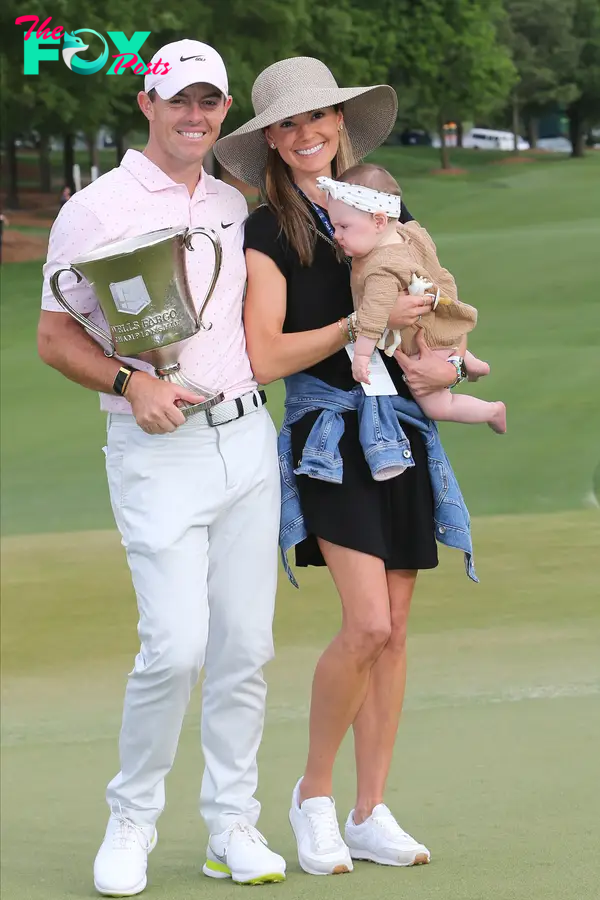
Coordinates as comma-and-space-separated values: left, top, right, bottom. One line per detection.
94, 880, 147, 898
94, 831, 157, 896
331, 864, 352, 875
203, 860, 286, 884
296, 863, 353, 877
349, 849, 430, 867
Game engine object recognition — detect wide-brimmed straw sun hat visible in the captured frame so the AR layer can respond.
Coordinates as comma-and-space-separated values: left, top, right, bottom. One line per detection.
214, 56, 398, 187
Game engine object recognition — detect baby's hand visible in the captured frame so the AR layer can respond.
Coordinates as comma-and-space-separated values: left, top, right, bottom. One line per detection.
352, 353, 371, 385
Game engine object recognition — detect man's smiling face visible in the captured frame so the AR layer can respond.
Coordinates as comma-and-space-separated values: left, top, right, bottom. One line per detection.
140, 83, 232, 165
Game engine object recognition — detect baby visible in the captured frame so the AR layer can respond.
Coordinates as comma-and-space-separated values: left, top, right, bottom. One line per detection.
317, 165, 506, 434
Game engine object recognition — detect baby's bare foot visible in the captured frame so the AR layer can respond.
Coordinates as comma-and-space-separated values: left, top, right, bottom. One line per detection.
488, 402, 507, 434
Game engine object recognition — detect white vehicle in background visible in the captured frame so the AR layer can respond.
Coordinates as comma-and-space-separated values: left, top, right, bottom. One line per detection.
536, 136, 572, 153
463, 128, 530, 150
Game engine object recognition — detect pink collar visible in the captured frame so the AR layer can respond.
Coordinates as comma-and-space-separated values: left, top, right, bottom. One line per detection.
120, 149, 219, 200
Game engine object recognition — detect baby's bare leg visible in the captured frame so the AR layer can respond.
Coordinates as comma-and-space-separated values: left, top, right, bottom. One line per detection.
418, 390, 507, 433
464, 349, 490, 381
397, 348, 506, 433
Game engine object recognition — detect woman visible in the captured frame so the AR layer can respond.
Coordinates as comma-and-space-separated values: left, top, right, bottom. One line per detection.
214, 57, 473, 876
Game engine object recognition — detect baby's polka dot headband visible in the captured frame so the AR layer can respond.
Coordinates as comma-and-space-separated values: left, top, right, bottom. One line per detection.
316, 176, 402, 218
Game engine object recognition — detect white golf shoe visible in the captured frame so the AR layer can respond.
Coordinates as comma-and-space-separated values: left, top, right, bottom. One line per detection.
289, 778, 353, 876
203, 822, 286, 884
93, 811, 157, 896
345, 804, 430, 866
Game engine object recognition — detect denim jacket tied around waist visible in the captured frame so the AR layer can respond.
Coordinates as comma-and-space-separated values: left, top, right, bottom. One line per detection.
278, 372, 478, 587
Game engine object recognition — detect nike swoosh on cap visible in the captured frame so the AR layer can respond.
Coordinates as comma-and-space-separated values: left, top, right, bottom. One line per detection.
221, 222, 234, 229
180, 55, 206, 62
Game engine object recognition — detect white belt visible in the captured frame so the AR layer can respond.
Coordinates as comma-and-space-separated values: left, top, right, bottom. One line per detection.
202, 388, 267, 427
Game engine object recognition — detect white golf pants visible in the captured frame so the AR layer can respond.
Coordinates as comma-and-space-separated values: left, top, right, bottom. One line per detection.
103, 406, 280, 834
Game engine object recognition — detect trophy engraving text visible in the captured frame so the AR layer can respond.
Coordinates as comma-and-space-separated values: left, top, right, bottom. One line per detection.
110, 309, 181, 342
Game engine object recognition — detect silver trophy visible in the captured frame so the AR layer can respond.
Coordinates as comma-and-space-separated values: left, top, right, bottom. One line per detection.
50, 226, 224, 416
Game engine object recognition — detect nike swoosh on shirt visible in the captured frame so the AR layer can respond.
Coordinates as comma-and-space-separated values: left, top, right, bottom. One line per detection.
221, 222, 234, 229
180, 55, 206, 62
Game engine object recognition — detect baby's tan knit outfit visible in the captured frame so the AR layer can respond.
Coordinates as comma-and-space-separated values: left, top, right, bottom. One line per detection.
350, 221, 477, 357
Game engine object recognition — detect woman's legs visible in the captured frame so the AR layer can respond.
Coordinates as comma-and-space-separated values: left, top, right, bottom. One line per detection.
352, 569, 417, 822
345, 569, 430, 867
299, 540, 393, 803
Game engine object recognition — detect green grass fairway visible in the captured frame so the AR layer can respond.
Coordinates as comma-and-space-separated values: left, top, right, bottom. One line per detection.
2, 512, 600, 900
2, 148, 600, 899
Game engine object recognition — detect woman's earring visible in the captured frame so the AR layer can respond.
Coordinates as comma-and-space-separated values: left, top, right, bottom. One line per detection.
339, 122, 344, 131
269, 142, 276, 149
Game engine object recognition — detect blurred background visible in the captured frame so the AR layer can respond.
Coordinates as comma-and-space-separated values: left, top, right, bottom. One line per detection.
1, 1, 599, 899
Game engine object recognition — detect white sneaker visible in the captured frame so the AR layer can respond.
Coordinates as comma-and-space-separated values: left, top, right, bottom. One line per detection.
345, 804, 430, 867
93, 811, 157, 896
289, 778, 353, 876
203, 823, 286, 884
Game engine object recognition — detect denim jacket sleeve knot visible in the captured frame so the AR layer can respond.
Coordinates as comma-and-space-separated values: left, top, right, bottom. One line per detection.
278, 372, 478, 587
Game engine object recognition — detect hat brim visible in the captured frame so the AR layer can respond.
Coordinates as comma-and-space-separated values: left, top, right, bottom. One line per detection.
214, 85, 397, 187
150, 73, 228, 100
153, 78, 227, 100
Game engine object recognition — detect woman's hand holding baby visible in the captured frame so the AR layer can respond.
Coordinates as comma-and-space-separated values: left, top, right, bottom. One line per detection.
395, 329, 456, 396
388, 289, 433, 329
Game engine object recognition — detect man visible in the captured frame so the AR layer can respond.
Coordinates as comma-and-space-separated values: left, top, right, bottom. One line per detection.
38, 40, 285, 895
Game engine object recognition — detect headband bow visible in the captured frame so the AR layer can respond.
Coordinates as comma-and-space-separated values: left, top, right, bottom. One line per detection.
316, 176, 402, 218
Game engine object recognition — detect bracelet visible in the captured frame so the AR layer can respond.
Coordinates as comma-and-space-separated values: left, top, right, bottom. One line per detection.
337, 317, 349, 341
337, 313, 358, 343
447, 355, 467, 388
346, 312, 358, 343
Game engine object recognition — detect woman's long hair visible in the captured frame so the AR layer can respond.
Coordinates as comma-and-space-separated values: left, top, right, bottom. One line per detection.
263, 108, 357, 266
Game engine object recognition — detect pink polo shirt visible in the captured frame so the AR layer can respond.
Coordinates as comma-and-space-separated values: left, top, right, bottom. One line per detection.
41, 150, 256, 413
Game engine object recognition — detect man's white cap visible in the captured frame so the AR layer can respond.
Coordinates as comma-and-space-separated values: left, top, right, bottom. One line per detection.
144, 39, 228, 100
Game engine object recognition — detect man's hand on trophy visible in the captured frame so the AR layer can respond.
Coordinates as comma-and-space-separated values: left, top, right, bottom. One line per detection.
126, 372, 205, 434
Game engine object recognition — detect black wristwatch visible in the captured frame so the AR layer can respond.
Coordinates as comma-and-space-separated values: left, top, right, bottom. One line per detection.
112, 365, 135, 396
447, 355, 467, 388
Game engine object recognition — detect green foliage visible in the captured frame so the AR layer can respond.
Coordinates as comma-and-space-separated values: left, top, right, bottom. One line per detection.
2, 0, 598, 164
567, 0, 600, 129
395, 1, 516, 122
504, 0, 600, 152
2, 0, 517, 142
504, 0, 580, 112
295, 0, 398, 86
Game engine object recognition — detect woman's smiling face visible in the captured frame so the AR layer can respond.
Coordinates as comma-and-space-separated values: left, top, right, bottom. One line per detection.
265, 107, 342, 178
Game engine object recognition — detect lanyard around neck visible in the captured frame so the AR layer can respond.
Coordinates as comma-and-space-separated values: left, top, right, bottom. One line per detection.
294, 184, 336, 240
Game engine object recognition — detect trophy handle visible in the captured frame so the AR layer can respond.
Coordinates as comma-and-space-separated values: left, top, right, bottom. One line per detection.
50, 267, 116, 357
183, 227, 223, 331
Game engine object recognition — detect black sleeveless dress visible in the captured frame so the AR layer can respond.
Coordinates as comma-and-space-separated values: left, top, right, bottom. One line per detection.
244, 201, 438, 572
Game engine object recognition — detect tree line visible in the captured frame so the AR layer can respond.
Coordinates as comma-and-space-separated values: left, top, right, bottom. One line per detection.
1, 0, 599, 204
